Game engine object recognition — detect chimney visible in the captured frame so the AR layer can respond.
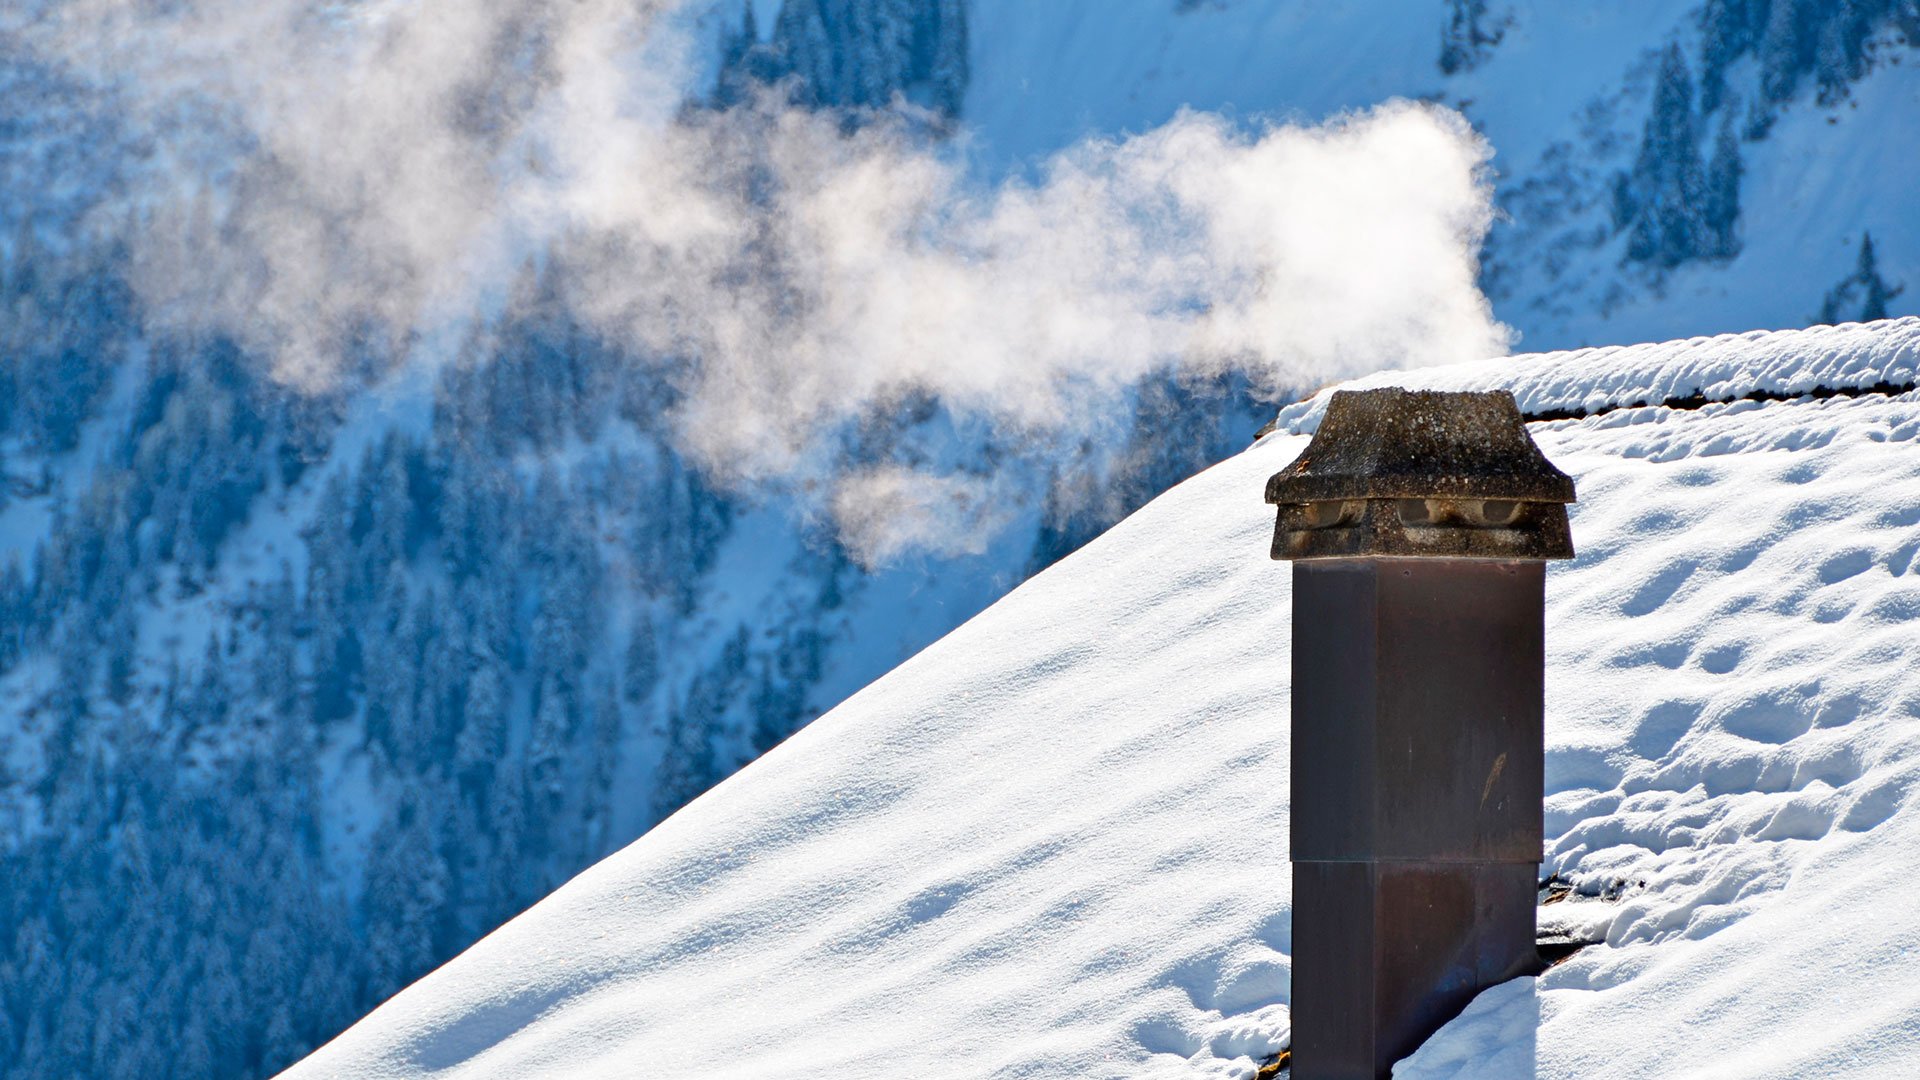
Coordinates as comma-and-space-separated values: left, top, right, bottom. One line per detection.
1266, 388, 1576, 1079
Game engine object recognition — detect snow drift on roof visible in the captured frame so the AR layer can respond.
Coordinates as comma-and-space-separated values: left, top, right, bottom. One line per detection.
1276, 317, 1920, 433
289, 321, 1920, 1079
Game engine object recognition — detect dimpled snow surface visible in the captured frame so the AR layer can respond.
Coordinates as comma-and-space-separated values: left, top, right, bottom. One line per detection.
289, 321, 1920, 1079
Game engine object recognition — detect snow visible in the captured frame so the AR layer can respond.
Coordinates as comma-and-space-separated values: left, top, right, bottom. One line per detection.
1275, 316, 1920, 430
288, 320, 1920, 1078
0, 340, 145, 565
960, 1, 1920, 351
1404, 810, 1920, 1078
1569, 40, 1920, 351
963, 0, 1669, 175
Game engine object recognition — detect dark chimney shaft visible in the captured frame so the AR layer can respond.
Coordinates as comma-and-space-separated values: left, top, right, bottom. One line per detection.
1268, 388, 1576, 1079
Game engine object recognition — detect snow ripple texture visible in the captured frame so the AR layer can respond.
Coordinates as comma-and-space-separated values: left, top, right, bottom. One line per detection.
292, 324, 1920, 1079
1276, 316, 1920, 431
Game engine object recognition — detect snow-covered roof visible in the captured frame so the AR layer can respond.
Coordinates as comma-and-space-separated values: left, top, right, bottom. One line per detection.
1277, 317, 1920, 430
289, 319, 1920, 1079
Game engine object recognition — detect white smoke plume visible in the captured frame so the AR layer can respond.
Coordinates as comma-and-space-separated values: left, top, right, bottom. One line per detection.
829, 465, 1013, 568
23, 0, 1510, 560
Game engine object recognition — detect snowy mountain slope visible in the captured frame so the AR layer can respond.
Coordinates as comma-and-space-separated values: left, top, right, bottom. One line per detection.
1522, 39, 1920, 349
288, 319, 1920, 1078
965, 1, 1643, 169
960, 0, 1920, 350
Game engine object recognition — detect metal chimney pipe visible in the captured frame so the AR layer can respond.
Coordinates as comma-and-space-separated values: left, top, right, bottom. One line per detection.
1266, 388, 1576, 1079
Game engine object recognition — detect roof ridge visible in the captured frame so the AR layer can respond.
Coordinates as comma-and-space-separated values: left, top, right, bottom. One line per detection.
1270, 318, 1920, 437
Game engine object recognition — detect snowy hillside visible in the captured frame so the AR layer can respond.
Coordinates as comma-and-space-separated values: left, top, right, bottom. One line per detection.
958, 0, 1920, 348
289, 319, 1920, 1078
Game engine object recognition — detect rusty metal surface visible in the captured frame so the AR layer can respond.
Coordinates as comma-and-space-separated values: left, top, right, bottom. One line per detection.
1291, 861, 1539, 1079
1291, 559, 1544, 864
1288, 558, 1549, 1079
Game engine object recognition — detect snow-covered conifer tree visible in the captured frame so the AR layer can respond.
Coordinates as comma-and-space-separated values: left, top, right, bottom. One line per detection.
1818, 232, 1907, 322
624, 617, 660, 704
1856, 232, 1905, 320
1816, 0, 1875, 102
455, 664, 506, 791
929, 0, 968, 116
1622, 45, 1708, 269
1439, 0, 1504, 75
1760, 0, 1822, 102
1698, 0, 1760, 114
1702, 113, 1744, 259
361, 795, 451, 1001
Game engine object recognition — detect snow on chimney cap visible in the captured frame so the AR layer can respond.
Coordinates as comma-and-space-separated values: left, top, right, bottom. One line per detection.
1265, 388, 1576, 561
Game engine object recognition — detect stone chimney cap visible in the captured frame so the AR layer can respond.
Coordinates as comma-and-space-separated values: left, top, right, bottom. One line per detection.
1265, 388, 1576, 506
1265, 388, 1577, 561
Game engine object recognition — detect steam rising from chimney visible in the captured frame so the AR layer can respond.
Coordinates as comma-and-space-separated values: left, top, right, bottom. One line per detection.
21, 0, 1511, 561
